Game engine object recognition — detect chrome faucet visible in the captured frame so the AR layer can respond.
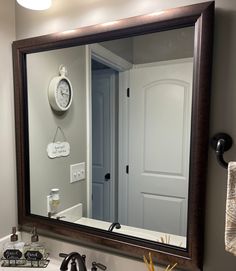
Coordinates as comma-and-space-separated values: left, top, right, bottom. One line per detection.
60, 252, 87, 271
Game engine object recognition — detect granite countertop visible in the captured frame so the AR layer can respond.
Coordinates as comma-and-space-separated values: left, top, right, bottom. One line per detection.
0, 258, 61, 271
0, 258, 95, 271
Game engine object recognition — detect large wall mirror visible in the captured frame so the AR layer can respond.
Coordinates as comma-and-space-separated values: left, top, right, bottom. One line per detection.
13, 2, 214, 270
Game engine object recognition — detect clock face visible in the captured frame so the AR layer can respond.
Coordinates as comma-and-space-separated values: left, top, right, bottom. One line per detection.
56, 79, 71, 108
48, 72, 73, 112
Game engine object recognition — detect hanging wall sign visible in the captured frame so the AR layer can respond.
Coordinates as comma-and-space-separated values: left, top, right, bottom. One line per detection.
47, 141, 70, 158
47, 126, 70, 159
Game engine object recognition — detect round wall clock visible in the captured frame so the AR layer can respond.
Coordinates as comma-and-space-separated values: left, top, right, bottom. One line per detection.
48, 65, 73, 112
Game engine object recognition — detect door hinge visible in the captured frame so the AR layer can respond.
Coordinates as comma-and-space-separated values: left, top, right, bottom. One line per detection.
126, 165, 129, 174
127, 88, 130, 97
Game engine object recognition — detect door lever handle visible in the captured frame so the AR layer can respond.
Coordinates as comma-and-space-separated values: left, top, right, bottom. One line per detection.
104, 173, 110, 181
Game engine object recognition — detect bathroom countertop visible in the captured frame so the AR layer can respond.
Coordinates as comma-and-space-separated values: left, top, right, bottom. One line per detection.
0, 232, 165, 271
0, 258, 95, 271
76, 217, 186, 247
0, 258, 61, 271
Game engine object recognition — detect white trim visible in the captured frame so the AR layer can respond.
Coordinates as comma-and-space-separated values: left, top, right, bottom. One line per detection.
132, 57, 193, 69
89, 44, 132, 222
118, 70, 130, 225
90, 44, 132, 72
89, 43, 132, 224
109, 71, 116, 221
85, 45, 92, 218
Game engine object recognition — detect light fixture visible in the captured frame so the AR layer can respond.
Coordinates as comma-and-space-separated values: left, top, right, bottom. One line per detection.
16, 0, 52, 10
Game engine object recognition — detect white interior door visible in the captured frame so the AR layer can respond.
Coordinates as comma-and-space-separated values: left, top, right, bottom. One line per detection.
92, 69, 116, 222
128, 59, 193, 236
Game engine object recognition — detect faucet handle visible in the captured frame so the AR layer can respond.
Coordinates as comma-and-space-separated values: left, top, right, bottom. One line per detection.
92, 262, 107, 271
59, 253, 68, 258
82, 254, 86, 263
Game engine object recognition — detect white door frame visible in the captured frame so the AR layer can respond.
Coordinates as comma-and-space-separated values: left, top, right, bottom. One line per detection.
117, 70, 130, 225
86, 44, 132, 219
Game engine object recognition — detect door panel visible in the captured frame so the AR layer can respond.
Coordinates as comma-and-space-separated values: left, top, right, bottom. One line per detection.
92, 69, 116, 221
92, 91, 105, 167
92, 183, 104, 220
144, 80, 187, 175
142, 193, 185, 235
128, 59, 193, 236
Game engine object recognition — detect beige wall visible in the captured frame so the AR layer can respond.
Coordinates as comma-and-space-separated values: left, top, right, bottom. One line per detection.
5, 0, 236, 270
27, 46, 87, 217
0, 0, 17, 237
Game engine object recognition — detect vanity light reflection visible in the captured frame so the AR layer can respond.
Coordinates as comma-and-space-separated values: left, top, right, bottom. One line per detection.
147, 11, 165, 17
61, 30, 78, 35
100, 21, 120, 27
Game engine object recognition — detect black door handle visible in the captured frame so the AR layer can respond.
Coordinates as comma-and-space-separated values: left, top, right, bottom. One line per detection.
104, 173, 110, 181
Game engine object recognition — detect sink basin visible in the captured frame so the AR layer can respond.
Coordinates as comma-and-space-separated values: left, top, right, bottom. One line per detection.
52, 203, 83, 222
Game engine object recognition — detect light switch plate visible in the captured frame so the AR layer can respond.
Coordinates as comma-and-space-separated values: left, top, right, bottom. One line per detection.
70, 162, 86, 183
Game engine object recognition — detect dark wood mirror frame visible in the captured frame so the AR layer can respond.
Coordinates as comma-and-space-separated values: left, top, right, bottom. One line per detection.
12, 2, 214, 270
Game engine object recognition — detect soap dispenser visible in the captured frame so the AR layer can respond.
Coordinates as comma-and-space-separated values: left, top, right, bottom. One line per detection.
2, 227, 25, 262
24, 227, 46, 261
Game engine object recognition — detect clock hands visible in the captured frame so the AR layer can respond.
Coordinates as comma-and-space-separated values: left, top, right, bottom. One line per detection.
61, 91, 69, 97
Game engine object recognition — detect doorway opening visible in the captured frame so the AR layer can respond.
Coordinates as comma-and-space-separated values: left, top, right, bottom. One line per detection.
91, 59, 118, 223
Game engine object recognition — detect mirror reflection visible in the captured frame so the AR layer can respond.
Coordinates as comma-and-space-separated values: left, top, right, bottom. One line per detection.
27, 26, 194, 248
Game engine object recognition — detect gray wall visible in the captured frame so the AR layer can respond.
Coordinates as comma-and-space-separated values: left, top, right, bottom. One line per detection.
27, 47, 87, 217
0, 0, 231, 270
0, 0, 17, 237
100, 27, 194, 63
100, 37, 134, 63
132, 27, 194, 63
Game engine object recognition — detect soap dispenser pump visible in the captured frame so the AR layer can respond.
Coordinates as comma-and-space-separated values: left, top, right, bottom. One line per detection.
31, 227, 39, 243
10, 227, 18, 242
